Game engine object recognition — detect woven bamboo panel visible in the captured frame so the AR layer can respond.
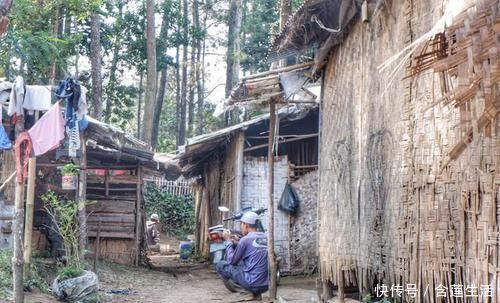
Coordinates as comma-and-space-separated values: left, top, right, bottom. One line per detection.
318, 0, 499, 302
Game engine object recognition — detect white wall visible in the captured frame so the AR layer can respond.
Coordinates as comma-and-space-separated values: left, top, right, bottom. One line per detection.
241, 156, 291, 272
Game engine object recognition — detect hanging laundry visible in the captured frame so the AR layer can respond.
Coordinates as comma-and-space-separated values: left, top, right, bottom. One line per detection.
23, 85, 52, 112
7, 76, 24, 116
27, 102, 65, 156
56, 78, 89, 133
78, 86, 88, 119
56, 78, 81, 128
0, 124, 11, 150
0, 81, 12, 104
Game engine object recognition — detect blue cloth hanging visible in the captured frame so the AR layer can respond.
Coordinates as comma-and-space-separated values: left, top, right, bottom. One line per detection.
0, 124, 12, 150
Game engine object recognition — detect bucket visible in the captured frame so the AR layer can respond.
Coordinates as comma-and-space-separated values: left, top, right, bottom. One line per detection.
179, 241, 193, 260
62, 174, 77, 190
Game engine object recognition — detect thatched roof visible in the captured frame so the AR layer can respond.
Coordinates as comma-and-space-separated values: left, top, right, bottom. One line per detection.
84, 117, 180, 177
268, 0, 359, 69
177, 106, 317, 177
216, 62, 320, 115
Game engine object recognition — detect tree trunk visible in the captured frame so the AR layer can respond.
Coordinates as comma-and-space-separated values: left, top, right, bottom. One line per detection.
152, 67, 167, 148
178, 0, 189, 146
137, 70, 143, 138
142, 0, 157, 145
197, 0, 206, 135
152, 6, 170, 148
104, 2, 124, 123
90, 13, 103, 120
175, 45, 181, 147
187, 45, 195, 136
225, 0, 242, 126
279, 0, 292, 30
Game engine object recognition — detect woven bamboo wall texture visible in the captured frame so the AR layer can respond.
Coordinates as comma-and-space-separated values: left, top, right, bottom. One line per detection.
318, 0, 499, 302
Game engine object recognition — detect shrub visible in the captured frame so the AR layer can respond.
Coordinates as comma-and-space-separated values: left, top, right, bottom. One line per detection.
144, 185, 195, 236
59, 163, 80, 175
41, 190, 85, 279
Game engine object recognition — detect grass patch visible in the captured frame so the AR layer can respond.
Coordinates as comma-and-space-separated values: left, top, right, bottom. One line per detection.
0, 250, 50, 300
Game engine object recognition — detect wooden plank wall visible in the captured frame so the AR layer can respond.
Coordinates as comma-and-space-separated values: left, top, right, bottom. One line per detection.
86, 167, 142, 265
318, 0, 500, 301
193, 133, 244, 255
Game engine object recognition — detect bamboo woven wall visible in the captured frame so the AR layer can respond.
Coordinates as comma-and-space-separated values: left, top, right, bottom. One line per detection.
319, 0, 499, 302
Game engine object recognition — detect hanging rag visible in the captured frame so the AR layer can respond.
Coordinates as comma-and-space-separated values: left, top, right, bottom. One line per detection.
27, 102, 65, 156
7, 76, 25, 116
0, 125, 11, 150
23, 85, 52, 112
0, 81, 12, 104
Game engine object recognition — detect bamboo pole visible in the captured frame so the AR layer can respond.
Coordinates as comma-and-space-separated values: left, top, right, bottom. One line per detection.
244, 134, 318, 152
0, 171, 16, 192
267, 98, 278, 300
93, 218, 101, 272
13, 179, 25, 303
241, 61, 314, 81
78, 135, 88, 255
23, 158, 36, 275
135, 166, 142, 266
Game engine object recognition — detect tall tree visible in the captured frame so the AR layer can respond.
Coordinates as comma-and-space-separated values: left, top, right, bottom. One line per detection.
90, 12, 103, 120
104, 0, 125, 123
225, 0, 242, 97
178, 0, 189, 146
142, 0, 157, 145
175, 45, 181, 147
194, 0, 204, 135
152, 0, 175, 148
224, 0, 242, 125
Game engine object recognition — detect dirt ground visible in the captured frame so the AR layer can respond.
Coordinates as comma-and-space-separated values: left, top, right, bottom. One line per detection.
23, 260, 319, 303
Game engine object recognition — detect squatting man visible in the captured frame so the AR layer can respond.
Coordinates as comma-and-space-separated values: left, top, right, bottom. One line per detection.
216, 211, 269, 300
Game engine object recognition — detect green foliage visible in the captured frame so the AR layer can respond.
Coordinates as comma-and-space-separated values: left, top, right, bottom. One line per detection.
241, 0, 279, 73
144, 185, 195, 236
60, 163, 81, 175
41, 191, 84, 279
0, 250, 50, 300
57, 264, 84, 281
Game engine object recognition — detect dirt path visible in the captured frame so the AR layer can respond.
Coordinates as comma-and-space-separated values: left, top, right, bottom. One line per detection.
24, 262, 319, 303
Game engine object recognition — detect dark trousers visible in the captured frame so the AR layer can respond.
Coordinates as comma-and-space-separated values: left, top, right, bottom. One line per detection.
216, 261, 268, 295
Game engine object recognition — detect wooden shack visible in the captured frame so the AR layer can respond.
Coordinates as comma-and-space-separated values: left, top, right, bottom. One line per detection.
177, 106, 319, 274
271, 0, 500, 301
0, 116, 177, 265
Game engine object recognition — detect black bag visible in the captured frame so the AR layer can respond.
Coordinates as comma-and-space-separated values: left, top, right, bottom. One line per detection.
278, 183, 300, 215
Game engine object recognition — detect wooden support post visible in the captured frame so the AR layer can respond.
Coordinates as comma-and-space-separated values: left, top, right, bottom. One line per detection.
78, 135, 88, 255
13, 179, 25, 303
93, 218, 101, 272
267, 98, 278, 300
135, 166, 142, 266
234, 131, 245, 211
23, 157, 36, 275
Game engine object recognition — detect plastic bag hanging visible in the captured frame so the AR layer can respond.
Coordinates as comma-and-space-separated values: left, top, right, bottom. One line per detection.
278, 183, 300, 215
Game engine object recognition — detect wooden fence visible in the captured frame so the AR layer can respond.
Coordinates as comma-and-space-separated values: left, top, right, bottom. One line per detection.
154, 177, 192, 196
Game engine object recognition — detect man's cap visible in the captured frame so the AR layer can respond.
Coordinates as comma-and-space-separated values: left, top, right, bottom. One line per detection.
150, 214, 159, 221
240, 211, 259, 224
